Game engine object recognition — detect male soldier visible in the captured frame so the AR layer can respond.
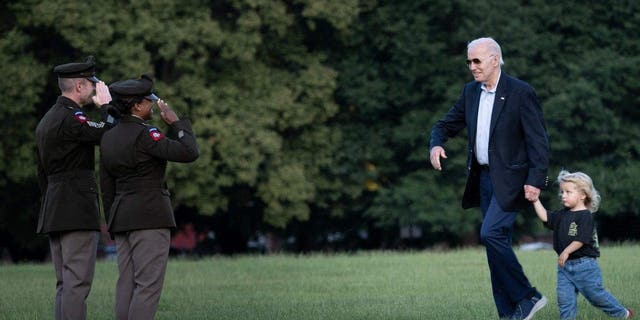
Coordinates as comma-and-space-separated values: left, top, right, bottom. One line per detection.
35, 56, 114, 320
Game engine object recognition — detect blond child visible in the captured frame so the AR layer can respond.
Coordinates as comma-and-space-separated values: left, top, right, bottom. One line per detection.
532, 170, 632, 319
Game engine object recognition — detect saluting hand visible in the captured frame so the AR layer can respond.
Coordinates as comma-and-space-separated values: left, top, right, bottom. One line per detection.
157, 99, 179, 125
92, 81, 112, 107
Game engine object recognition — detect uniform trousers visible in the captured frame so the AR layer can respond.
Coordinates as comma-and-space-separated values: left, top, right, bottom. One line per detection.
49, 230, 99, 320
115, 228, 170, 320
479, 168, 536, 317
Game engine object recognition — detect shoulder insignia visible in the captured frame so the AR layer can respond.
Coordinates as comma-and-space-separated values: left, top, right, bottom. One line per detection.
74, 111, 88, 124
148, 127, 165, 141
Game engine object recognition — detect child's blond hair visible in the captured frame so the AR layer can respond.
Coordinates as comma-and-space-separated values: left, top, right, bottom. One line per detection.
557, 170, 601, 212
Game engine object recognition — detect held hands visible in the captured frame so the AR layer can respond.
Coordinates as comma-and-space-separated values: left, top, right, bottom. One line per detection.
157, 99, 179, 125
429, 146, 447, 171
524, 185, 541, 202
92, 81, 112, 107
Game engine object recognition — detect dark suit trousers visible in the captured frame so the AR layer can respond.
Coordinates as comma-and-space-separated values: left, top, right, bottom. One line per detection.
49, 230, 99, 320
479, 169, 536, 317
115, 229, 170, 320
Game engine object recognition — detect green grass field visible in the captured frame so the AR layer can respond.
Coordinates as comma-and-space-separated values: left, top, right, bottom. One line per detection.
0, 245, 637, 319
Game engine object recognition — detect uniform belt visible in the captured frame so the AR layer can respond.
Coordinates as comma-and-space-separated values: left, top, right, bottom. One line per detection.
116, 180, 166, 192
47, 170, 95, 183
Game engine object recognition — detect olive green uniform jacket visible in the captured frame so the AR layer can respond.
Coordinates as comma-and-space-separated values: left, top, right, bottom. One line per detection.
99, 115, 198, 235
36, 96, 114, 234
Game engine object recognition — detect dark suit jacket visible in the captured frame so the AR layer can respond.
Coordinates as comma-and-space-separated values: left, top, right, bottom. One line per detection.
100, 115, 199, 234
430, 72, 549, 212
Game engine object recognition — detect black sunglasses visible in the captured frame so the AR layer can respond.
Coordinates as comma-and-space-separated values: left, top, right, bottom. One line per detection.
466, 54, 494, 66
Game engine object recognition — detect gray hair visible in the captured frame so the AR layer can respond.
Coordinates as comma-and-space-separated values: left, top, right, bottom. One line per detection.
468, 37, 505, 66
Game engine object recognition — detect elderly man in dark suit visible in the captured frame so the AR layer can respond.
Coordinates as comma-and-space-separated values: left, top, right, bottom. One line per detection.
429, 37, 550, 320
36, 56, 114, 320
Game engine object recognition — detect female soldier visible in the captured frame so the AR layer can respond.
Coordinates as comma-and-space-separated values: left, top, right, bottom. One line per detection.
100, 74, 199, 320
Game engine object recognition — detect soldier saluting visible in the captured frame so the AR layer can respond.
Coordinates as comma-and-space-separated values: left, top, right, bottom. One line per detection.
35, 56, 114, 320
99, 74, 198, 320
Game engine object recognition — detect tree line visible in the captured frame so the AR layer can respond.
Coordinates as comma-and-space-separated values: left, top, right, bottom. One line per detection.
1, 0, 639, 259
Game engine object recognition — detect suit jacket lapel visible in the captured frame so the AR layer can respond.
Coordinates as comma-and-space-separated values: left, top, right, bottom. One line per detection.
489, 73, 508, 139
468, 83, 483, 146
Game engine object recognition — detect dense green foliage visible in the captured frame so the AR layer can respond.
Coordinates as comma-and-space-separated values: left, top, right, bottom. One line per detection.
1, 246, 639, 319
1, 0, 639, 256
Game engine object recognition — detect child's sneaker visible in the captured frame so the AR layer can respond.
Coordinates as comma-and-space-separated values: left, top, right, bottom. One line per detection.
627, 308, 633, 319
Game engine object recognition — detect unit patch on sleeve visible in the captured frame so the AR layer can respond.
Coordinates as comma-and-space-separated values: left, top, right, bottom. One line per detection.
148, 127, 165, 141
74, 111, 88, 124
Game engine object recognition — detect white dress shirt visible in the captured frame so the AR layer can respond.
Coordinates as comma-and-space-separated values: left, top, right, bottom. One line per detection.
475, 72, 501, 165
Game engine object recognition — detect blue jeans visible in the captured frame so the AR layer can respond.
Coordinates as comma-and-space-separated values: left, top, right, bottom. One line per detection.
558, 257, 628, 319
479, 169, 536, 317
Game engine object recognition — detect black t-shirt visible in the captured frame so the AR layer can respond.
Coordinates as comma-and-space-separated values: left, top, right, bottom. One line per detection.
544, 209, 600, 260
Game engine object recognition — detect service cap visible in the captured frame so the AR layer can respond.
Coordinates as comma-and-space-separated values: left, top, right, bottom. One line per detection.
109, 74, 158, 101
53, 56, 100, 83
